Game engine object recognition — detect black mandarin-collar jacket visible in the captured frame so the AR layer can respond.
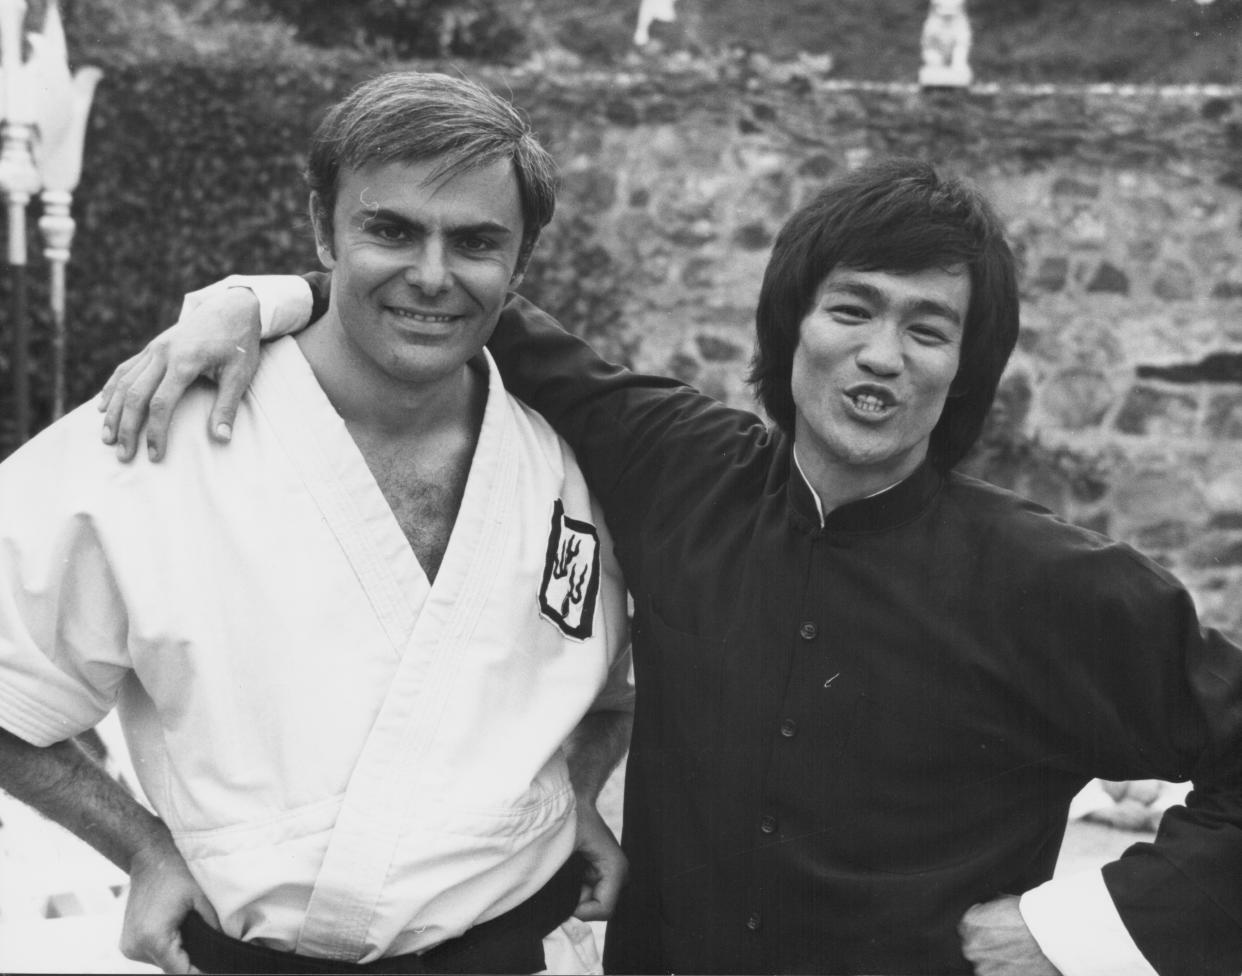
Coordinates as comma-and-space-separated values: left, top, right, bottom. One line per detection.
305, 279, 1242, 974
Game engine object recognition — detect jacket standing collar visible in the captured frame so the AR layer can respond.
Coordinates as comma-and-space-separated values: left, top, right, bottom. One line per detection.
787, 451, 942, 535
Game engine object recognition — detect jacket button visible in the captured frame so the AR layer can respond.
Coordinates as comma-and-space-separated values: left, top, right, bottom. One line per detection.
746, 912, 762, 931
759, 814, 777, 835
799, 621, 817, 640
779, 719, 797, 738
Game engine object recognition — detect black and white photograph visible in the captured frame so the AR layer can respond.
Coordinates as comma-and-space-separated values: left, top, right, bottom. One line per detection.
0, 1, 1241, 973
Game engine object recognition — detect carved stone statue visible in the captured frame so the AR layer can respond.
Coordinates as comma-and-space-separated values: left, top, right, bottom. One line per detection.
919, 0, 973, 88
634, 0, 678, 46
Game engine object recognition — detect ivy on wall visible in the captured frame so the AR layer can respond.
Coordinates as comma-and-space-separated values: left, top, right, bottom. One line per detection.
0, 53, 352, 451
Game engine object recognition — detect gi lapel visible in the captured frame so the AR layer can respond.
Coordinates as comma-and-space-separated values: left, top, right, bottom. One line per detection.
293, 352, 522, 961
249, 339, 428, 656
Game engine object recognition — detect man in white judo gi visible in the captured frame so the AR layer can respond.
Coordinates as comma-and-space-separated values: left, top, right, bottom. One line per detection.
0, 71, 632, 975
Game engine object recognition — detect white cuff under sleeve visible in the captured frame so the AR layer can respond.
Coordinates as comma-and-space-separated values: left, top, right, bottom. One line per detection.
1020, 871, 1158, 976
179, 275, 313, 339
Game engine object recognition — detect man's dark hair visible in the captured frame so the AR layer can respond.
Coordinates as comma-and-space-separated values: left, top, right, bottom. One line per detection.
305, 71, 558, 274
748, 157, 1020, 470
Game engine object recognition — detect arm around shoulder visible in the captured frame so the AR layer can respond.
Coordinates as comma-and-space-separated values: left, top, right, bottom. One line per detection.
99, 274, 314, 463
488, 296, 759, 521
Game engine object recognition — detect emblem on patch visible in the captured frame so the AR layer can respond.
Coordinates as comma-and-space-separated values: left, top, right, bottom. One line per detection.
539, 499, 601, 640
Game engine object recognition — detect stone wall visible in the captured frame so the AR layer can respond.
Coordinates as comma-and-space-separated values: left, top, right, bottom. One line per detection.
507, 68, 1242, 639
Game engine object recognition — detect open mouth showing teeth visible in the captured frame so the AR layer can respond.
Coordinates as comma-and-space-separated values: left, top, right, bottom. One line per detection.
850, 393, 891, 413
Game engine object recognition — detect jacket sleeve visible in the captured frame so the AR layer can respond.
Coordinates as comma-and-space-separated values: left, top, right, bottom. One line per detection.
1106, 604, 1242, 975
1023, 542, 1242, 976
485, 295, 771, 544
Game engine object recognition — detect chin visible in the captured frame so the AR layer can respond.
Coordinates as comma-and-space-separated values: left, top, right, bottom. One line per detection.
383, 358, 460, 386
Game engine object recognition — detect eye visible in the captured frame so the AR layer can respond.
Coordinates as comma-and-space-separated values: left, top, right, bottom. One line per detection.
827, 303, 871, 323
370, 223, 409, 243
457, 235, 497, 254
909, 324, 950, 345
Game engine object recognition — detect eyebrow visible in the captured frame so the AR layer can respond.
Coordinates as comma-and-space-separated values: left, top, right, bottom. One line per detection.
824, 279, 965, 327
357, 207, 518, 238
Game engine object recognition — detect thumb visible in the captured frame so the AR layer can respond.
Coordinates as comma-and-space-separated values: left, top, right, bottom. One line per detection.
592, 859, 626, 914
574, 880, 609, 922
164, 936, 197, 976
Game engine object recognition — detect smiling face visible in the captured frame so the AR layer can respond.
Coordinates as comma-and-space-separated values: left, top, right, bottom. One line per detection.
312, 156, 524, 393
790, 265, 969, 504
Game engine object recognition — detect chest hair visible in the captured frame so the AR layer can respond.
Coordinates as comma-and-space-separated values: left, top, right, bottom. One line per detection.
354, 438, 474, 583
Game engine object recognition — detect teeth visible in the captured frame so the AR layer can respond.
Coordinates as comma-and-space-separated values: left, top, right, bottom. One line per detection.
851, 393, 889, 413
390, 308, 454, 323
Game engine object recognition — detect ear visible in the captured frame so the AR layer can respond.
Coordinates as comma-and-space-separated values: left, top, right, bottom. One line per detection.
308, 192, 336, 269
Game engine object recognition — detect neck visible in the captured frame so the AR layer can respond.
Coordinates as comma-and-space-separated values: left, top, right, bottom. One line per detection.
296, 318, 482, 440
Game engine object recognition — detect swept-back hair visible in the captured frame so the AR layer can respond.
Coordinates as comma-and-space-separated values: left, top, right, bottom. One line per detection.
305, 71, 558, 273
748, 157, 1019, 470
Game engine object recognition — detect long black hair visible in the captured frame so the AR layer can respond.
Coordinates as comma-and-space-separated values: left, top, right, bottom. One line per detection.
748, 157, 1019, 470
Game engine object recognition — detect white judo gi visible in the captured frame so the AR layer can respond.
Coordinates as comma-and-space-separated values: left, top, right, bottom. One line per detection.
0, 336, 632, 967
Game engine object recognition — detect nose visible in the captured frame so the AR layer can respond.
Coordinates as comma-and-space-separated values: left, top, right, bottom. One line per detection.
404, 239, 450, 295
855, 322, 903, 376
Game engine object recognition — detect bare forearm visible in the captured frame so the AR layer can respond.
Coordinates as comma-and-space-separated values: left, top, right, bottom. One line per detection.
564, 709, 632, 920
0, 726, 173, 872
564, 709, 632, 804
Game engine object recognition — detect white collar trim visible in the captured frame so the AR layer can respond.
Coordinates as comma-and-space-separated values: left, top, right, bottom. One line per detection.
792, 446, 904, 529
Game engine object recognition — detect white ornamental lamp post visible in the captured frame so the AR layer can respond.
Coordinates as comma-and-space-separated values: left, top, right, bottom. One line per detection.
0, 0, 99, 436
0, 0, 40, 443
29, 1, 100, 419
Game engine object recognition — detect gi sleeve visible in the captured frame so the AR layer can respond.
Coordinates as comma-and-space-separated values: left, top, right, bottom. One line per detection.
591, 638, 635, 715
0, 419, 134, 746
